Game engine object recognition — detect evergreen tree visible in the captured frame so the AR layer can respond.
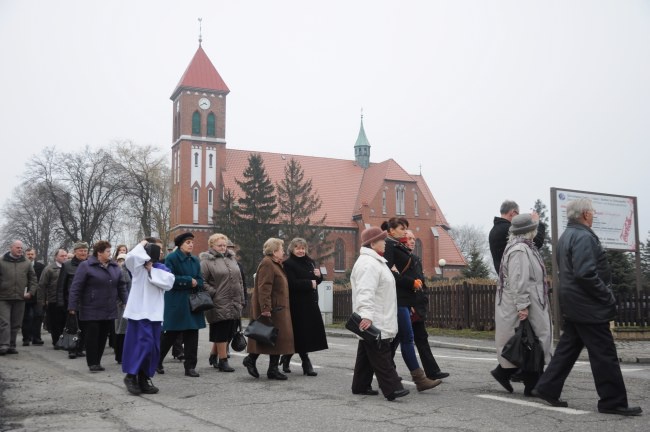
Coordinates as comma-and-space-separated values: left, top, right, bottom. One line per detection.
639, 232, 650, 290
533, 199, 552, 272
461, 249, 491, 279
606, 250, 636, 295
276, 158, 332, 261
235, 154, 279, 277
212, 188, 240, 242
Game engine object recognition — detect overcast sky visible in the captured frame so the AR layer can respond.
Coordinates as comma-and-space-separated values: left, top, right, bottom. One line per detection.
1, 1, 649, 244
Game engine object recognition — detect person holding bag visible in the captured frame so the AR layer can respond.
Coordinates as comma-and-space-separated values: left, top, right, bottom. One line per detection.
242, 238, 295, 380
157, 232, 206, 377
491, 213, 552, 396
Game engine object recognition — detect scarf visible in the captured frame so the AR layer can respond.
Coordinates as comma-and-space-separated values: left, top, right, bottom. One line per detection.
497, 238, 548, 308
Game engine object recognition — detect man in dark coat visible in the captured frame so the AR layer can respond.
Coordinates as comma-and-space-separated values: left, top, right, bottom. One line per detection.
531, 198, 642, 416
57, 241, 89, 358
22, 248, 46, 346
40, 248, 68, 347
489, 200, 546, 273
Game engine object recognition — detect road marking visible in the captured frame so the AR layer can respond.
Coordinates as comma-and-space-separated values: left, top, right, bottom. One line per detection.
477, 394, 590, 414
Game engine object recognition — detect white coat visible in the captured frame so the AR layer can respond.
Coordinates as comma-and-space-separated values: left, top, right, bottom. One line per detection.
123, 243, 175, 322
350, 247, 398, 339
495, 242, 553, 368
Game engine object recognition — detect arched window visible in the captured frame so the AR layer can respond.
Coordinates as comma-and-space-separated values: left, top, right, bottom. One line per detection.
334, 238, 345, 271
396, 185, 406, 215
415, 239, 423, 259
193, 188, 199, 204
382, 190, 387, 214
194, 152, 199, 167
209, 154, 213, 168
208, 188, 213, 205
192, 111, 201, 135
207, 112, 216, 137
414, 191, 419, 216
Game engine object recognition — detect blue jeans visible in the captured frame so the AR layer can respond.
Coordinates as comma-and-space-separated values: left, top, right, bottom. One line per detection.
397, 306, 420, 371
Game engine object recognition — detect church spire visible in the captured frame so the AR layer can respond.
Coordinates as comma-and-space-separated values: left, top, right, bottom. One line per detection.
354, 109, 371, 169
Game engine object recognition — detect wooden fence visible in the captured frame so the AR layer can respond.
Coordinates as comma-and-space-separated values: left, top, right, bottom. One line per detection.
332, 282, 649, 329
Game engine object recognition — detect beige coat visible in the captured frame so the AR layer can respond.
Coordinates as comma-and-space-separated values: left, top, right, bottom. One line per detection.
495, 242, 553, 368
247, 256, 294, 355
199, 249, 245, 323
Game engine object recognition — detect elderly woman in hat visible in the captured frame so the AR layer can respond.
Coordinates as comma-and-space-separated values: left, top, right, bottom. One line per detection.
350, 227, 409, 401
491, 213, 553, 396
157, 232, 206, 377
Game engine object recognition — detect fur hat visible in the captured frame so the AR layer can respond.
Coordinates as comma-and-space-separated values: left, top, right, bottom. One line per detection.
510, 214, 539, 235
116, 253, 127, 261
361, 227, 387, 247
174, 232, 194, 247
73, 241, 89, 251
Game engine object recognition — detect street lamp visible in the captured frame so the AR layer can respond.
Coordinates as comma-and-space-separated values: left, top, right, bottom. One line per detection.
438, 258, 446, 281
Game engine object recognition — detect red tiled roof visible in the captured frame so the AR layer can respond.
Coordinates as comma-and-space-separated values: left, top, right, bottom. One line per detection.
354, 159, 416, 211
412, 174, 450, 227
437, 228, 466, 266
171, 45, 230, 99
223, 149, 364, 227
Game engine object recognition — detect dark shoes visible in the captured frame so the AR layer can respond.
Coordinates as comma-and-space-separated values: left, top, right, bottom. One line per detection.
530, 389, 568, 407
217, 358, 235, 372
301, 356, 317, 377
429, 371, 450, 380
184, 369, 200, 377
7, 348, 18, 354
138, 373, 160, 394
386, 389, 410, 401
156, 365, 165, 374
267, 368, 288, 380
209, 354, 218, 367
124, 374, 141, 395
243, 355, 259, 378
89, 365, 105, 372
280, 355, 292, 373
32, 339, 45, 346
598, 406, 642, 416
490, 368, 513, 393
352, 387, 379, 396
22, 340, 30, 346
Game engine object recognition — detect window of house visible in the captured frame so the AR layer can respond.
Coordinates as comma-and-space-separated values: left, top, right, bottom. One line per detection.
396, 185, 405, 215
382, 190, 387, 214
208, 189, 213, 205
207, 113, 216, 137
415, 238, 423, 259
193, 188, 199, 204
194, 152, 199, 167
192, 111, 201, 135
334, 238, 345, 271
209, 154, 213, 168
414, 192, 419, 216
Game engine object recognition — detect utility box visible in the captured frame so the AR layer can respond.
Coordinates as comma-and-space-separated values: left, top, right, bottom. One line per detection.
318, 281, 333, 325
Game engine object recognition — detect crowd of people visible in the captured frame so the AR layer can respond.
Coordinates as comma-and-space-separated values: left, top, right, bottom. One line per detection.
0, 199, 642, 415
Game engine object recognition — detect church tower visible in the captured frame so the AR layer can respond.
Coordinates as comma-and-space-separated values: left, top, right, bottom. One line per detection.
354, 114, 371, 169
169, 42, 229, 251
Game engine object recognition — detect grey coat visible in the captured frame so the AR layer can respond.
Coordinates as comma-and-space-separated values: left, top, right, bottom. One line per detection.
0, 252, 37, 301
199, 249, 245, 323
495, 241, 553, 368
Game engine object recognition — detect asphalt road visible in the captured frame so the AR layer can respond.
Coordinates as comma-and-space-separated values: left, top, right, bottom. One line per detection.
1, 331, 648, 432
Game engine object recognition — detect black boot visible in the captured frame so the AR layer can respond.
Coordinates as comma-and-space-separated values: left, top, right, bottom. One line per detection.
299, 353, 317, 376
267, 355, 288, 380
209, 354, 218, 367
138, 371, 159, 394
280, 354, 292, 373
243, 354, 259, 378
217, 358, 235, 372
522, 371, 540, 396
124, 374, 141, 395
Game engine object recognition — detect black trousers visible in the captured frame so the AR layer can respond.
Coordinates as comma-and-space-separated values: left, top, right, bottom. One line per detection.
47, 304, 67, 346
535, 320, 628, 410
83, 320, 112, 367
412, 320, 442, 377
352, 339, 403, 398
22, 302, 44, 342
160, 329, 198, 370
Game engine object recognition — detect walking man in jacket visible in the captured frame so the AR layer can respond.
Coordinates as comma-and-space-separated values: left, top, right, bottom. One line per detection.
22, 248, 46, 346
0, 240, 38, 355
531, 198, 642, 416
40, 248, 68, 347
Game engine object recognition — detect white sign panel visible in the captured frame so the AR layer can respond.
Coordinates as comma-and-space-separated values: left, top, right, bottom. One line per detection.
554, 189, 636, 251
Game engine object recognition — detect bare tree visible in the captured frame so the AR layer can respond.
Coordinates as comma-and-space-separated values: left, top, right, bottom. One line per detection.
0, 181, 65, 262
150, 164, 172, 248
112, 141, 170, 239
26, 146, 124, 245
449, 224, 489, 261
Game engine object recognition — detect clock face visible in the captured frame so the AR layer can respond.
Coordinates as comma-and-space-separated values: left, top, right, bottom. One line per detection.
198, 97, 211, 110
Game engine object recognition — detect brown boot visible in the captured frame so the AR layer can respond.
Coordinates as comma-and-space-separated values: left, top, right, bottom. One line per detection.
410, 368, 442, 392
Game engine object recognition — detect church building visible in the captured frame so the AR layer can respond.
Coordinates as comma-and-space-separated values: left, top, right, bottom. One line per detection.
169, 43, 465, 279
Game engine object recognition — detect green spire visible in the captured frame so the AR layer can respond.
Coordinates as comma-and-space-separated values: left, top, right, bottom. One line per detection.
354, 111, 370, 169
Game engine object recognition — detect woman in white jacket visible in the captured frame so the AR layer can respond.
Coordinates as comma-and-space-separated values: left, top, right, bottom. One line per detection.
350, 227, 409, 401
122, 240, 175, 395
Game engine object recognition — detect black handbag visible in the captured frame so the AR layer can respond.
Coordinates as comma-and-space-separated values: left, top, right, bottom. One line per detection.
56, 315, 80, 351
345, 312, 382, 345
188, 289, 215, 313
231, 319, 247, 352
501, 319, 545, 373
244, 315, 279, 346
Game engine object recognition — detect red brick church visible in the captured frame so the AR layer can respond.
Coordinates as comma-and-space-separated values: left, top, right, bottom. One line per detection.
168, 43, 465, 279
